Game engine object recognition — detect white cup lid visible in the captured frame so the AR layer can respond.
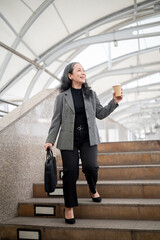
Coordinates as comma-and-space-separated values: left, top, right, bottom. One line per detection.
113, 84, 121, 87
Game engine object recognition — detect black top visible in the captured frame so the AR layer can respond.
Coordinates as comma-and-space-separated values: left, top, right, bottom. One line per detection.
71, 87, 88, 127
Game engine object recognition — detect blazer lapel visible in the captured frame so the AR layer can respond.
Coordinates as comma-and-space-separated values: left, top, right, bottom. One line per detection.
64, 88, 75, 113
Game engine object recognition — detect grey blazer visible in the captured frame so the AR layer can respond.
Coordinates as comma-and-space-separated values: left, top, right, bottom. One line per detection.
46, 88, 118, 150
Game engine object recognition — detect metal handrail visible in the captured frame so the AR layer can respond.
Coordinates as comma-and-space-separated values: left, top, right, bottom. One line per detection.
0, 98, 19, 107
0, 41, 60, 81
0, 110, 8, 114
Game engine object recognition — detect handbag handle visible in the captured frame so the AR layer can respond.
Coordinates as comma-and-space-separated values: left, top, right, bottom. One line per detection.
46, 147, 53, 158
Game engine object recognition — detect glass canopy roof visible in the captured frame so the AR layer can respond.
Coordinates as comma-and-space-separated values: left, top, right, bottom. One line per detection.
0, 0, 160, 140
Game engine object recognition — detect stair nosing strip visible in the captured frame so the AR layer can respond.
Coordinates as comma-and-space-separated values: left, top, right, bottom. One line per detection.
2, 217, 160, 231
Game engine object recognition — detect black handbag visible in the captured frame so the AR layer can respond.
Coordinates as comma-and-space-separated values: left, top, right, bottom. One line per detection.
44, 148, 57, 193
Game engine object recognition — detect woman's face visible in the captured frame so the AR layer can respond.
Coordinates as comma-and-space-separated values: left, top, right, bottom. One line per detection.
68, 63, 86, 87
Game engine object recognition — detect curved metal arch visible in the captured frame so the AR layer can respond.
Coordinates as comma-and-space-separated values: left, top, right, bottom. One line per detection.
1, 38, 159, 99
32, 5, 160, 92
1, 2, 130, 95
110, 94, 160, 121
0, 0, 55, 86
87, 61, 160, 87
0, 0, 159, 98
40, 0, 159, 63
43, 12, 160, 90
44, 21, 160, 66
44, 44, 160, 95
0, 41, 61, 103
115, 104, 160, 123
112, 110, 160, 132
99, 73, 154, 102
113, 95, 160, 108
102, 79, 160, 133
87, 44, 160, 76
36, 0, 160, 91
102, 70, 160, 90
0, 13, 39, 60
100, 75, 160, 103
31, 21, 160, 94
19, 39, 160, 100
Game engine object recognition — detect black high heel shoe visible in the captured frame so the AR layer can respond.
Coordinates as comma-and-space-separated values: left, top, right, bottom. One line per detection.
89, 191, 102, 203
64, 209, 76, 224
65, 218, 76, 224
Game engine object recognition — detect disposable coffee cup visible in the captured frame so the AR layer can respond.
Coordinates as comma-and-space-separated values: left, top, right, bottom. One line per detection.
113, 84, 122, 97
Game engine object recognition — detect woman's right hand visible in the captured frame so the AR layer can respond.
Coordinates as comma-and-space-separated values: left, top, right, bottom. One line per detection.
44, 142, 53, 151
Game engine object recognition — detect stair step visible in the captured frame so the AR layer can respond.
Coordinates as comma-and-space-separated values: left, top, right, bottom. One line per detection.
57, 164, 160, 181
98, 151, 160, 166
1, 217, 160, 240
18, 198, 160, 220
33, 180, 160, 199
98, 140, 160, 153
56, 151, 160, 166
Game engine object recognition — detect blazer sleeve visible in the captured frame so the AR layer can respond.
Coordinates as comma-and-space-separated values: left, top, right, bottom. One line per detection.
45, 94, 62, 144
94, 91, 118, 120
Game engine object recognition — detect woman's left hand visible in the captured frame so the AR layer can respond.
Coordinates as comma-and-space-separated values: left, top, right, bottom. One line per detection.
113, 89, 123, 104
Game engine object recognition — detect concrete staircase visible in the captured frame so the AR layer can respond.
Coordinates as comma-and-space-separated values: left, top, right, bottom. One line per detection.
0, 140, 160, 240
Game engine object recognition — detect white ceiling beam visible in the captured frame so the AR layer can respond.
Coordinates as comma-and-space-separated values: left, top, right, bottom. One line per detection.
100, 74, 156, 102
46, 45, 160, 90
110, 95, 160, 131
52, 2, 70, 34
88, 61, 160, 85
27, 10, 160, 92
0, 13, 39, 60
114, 96, 160, 108
40, 0, 160, 62
45, 21, 160, 65
39, 4, 160, 89
111, 99, 160, 120
86, 45, 160, 74
116, 107, 160, 123
0, 0, 159, 97
0, 0, 55, 84
0, 42, 60, 94
21, 0, 34, 12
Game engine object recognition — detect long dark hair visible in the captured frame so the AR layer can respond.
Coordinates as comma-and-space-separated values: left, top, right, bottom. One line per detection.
59, 62, 92, 98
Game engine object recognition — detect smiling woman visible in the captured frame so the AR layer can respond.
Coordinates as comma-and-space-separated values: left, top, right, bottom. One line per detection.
44, 61, 123, 224
68, 63, 86, 88
59, 62, 92, 98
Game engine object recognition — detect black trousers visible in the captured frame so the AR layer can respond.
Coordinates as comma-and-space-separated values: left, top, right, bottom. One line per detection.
61, 125, 99, 208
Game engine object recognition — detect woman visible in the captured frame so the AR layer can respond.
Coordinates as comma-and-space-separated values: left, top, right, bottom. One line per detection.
44, 62, 123, 224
